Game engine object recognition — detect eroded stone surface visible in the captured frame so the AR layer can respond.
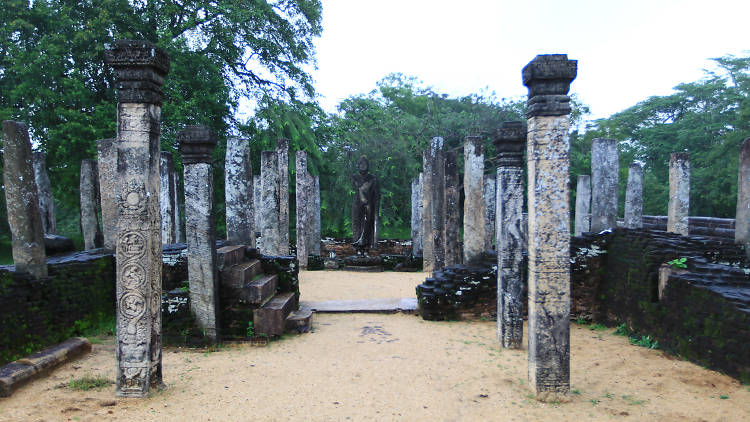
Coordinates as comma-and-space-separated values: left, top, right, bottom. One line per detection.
159, 152, 176, 245
79, 159, 102, 250
351, 156, 380, 255
260, 151, 281, 255
484, 175, 496, 251
97, 138, 118, 249
736, 138, 750, 246
574, 175, 591, 236
591, 138, 618, 232
225, 137, 254, 247
410, 173, 423, 256
463, 136, 486, 264
2, 121, 47, 278
422, 137, 446, 272
33, 152, 56, 234
668, 152, 690, 235
276, 139, 290, 254
444, 151, 461, 266
296, 151, 311, 268
624, 163, 643, 229
311, 176, 321, 255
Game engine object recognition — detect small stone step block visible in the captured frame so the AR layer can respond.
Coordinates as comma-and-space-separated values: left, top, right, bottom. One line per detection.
285, 307, 313, 334
241, 274, 277, 305
216, 245, 245, 272
254, 292, 296, 336
223, 259, 262, 290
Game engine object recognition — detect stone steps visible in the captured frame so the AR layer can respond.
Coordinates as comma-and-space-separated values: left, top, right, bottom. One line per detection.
285, 306, 313, 333
254, 292, 297, 336
223, 259, 262, 289
217, 245, 245, 272
241, 274, 277, 305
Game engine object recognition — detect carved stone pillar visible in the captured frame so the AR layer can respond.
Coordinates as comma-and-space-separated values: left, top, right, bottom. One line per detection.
667, 152, 690, 235
422, 137, 446, 272
179, 125, 219, 342
484, 174, 497, 251
574, 175, 591, 236
159, 152, 176, 245
735, 138, 750, 247
495, 121, 526, 349
105, 40, 169, 397
33, 152, 56, 234
411, 173, 424, 256
2, 121, 47, 278
591, 138, 619, 232
312, 175, 321, 255
463, 136, 486, 264
260, 151, 281, 255
624, 163, 644, 229
523, 54, 577, 401
444, 150, 461, 266
97, 138, 118, 249
80, 159, 103, 250
296, 151, 311, 268
276, 139, 290, 254
225, 137, 254, 247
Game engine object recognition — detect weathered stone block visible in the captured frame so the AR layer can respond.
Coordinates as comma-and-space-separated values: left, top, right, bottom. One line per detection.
241, 274, 277, 305
254, 292, 296, 336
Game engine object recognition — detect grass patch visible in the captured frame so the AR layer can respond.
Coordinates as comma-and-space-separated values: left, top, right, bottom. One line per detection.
589, 323, 608, 331
69, 375, 112, 391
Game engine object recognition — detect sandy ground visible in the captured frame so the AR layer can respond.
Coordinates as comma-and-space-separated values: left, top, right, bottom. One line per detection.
1, 270, 749, 422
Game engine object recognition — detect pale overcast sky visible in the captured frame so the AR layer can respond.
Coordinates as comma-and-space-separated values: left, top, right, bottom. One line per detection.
312, 0, 750, 120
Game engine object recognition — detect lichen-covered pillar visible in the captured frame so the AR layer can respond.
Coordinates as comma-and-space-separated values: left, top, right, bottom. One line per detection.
624, 163, 644, 229
590, 138, 619, 232
276, 139, 290, 254
523, 54, 577, 401
421, 150, 434, 270
105, 40, 169, 397
667, 152, 690, 235
463, 136, 486, 263
445, 151, 461, 266
179, 125, 219, 342
410, 173, 424, 256
225, 137, 254, 247
484, 174, 497, 251
97, 138, 118, 249
33, 152, 56, 234
159, 152, 176, 245
735, 138, 750, 246
253, 176, 262, 247
296, 151, 311, 268
495, 121, 526, 349
260, 151, 281, 255
422, 138, 446, 272
312, 175, 321, 255
80, 159, 103, 250
2, 121, 47, 278
172, 169, 184, 243
573, 175, 591, 236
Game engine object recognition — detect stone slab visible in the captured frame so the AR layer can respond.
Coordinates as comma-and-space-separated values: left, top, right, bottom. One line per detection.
224, 259, 262, 290
242, 274, 277, 305
0, 337, 91, 397
217, 245, 245, 272
285, 306, 313, 333
342, 266, 384, 272
301, 298, 417, 313
254, 292, 296, 336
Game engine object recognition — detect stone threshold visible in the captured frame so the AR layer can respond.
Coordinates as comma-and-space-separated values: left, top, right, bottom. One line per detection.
301, 298, 417, 314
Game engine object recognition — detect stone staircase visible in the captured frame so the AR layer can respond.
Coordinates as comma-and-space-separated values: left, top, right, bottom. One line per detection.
216, 245, 313, 338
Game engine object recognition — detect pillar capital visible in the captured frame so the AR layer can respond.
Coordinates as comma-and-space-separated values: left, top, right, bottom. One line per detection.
494, 121, 526, 167
522, 54, 577, 118
105, 40, 170, 105
178, 125, 217, 164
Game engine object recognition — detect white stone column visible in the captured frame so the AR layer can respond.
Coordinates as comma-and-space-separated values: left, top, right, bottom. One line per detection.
523, 54, 577, 402
484, 174, 497, 251
225, 137, 254, 247
444, 151, 461, 266
253, 176, 262, 248
260, 150, 281, 255
159, 152, 176, 245
422, 137, 446, 272
574, 175, 591, 236
276, 138, 290, 254
667, 152, 690, 235
735, 138, 750, 246
463, 136, 486, 264
591, 138, 619, 232
624, 163, 644, 229
411, 173, 424, 256
80, 159, 102, 250
296, 151, 311, 268
97, 138, 118, 249
179, 125, 219, 342
105, 40, 169, 397
173, 168, 184, 243
33, 152, 56, 234
312, 175, 321, 255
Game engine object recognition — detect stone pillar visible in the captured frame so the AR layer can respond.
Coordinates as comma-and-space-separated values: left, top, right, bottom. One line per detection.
2, 121, 47, 278
33, 152, 56, 234
624, 163, 644, 229
735, 138, 750, 245
422, 138, 446, 272
296, 151, 311, 268
667, 152, 690, 235
173, 170, 184, 243
179, 125, 219, 342
591, 138, 619, 233
253, 176, 262, 246
105, 40, 169, 397
574, 175, 591, 236
484, 174, 497, 251
80, 159, 103, 250
312, 175, 321, 255
523, 54, 577, 401
445, 151, 461, 266
260, 151, 281, 255
495, 121, 526, 349
97, 138, 118, 249
225, 137, 254, 247
590, 138, 619, 232
159, 152, 176, 245
410, 173, 424, 256
463, 136, 486, 264
276, 139, 290, 254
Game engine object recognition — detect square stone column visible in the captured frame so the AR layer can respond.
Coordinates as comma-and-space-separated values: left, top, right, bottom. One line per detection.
444, 150, 461, 266
260, 151, 282, 255
80, 159, 103, 250
523, 54, 577, 402
105, 40, 169, 397
159, 152, 176, 245
411, 173, 424, 256
463, 136, 486, 264
225, 137, 254, 247
735, 138, 750, 246
179, 125, 219, 343
253, 176, 262, 246
494, 121, 526, 349
172, 163, 184, 243
296, 151, 311, 268
33, 152, 56, 234
422, 137, 446, 272
574, 175, 591, 236
624, 163, 644, 229
276, 138, 290, 254
484, 174, 497, 251
591, 138, 619, 232
2, 121, 47, 278
312, 175, 321, 255
97, 138, 118, 249
667, 152, 690, 235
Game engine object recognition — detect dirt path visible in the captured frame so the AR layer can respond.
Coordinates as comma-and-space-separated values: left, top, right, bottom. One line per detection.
1, 271, 748, 421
